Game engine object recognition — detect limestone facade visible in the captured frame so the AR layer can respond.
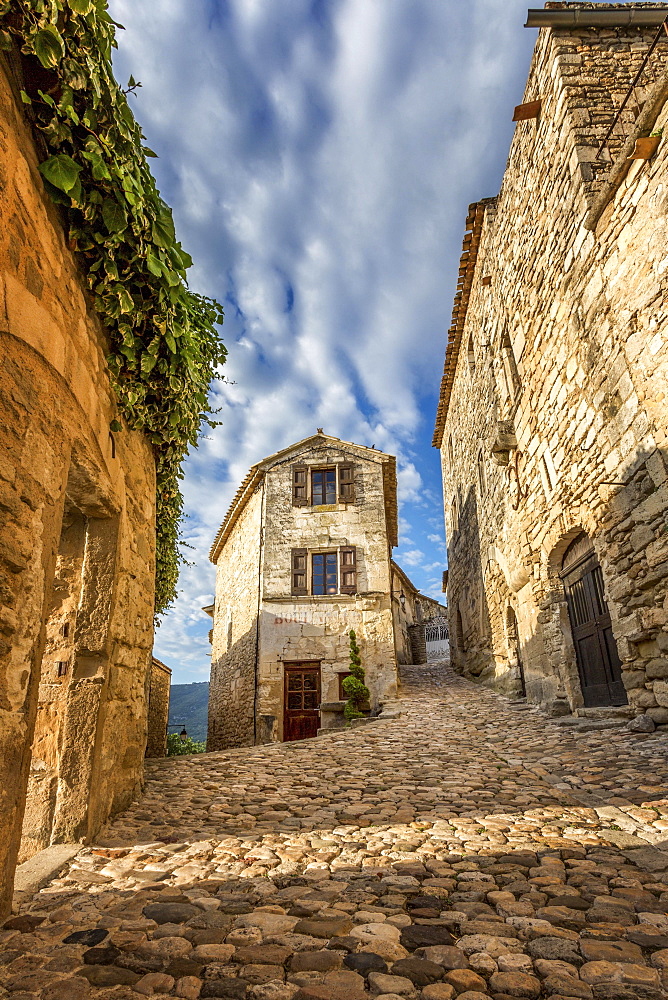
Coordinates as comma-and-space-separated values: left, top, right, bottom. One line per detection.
434, 3, 668, 720
0, 56, 156, 915
146, 657, 172, 758
207, 433, 416, 749
391, 561, 448, 665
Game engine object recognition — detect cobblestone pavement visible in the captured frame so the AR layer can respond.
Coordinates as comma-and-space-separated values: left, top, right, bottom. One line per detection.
3, 662, 668, 1000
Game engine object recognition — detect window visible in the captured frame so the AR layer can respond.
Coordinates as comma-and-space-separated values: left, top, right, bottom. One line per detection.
467, 335, 475, 373
450, 495, 459, 534
338, 672, 352, 699
291, 463, 356, 506
501, 334, 521, 403
312, 468, 336, 505
57, 661, 68, 677
291, 546, 358, 596
312, 552, 337, 595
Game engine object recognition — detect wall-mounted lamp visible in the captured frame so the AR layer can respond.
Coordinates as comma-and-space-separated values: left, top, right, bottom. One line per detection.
399, 590, 406, 612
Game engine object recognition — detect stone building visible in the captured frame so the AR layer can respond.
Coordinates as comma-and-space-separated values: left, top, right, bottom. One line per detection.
391, 561, 448, 665
0, 55, 156, 912
145, 657, 172, 759
208, 432, 430, 748
434, 3, 668, 722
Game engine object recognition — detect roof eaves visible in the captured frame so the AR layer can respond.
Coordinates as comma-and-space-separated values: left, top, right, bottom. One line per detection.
209, 434, 399, 563
432, 198, 496, 449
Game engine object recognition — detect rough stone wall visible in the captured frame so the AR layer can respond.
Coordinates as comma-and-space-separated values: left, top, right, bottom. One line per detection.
209, 442, 399, 747
0, 58, 156, 916
257, 442, 396, 742
258, 443, 397, 742
390, 564, 419, 665
439, 13, 668, 719
145, 658, 171, 758
208, 487, 263, 750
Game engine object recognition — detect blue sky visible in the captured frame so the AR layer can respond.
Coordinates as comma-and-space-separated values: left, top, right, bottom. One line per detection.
108, 0, 540, 683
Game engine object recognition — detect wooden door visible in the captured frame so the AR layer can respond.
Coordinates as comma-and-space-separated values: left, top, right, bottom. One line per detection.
284, 663, 321, 741
561, 534, 627, 707
507, 606, 526, 697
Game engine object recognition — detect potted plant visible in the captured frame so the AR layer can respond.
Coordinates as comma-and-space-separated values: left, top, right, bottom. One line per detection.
342, 630, 371, 721
629, 128, 662, 160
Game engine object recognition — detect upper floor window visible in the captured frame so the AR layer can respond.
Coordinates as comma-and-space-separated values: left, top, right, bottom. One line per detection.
292, 463, 356, 507
312, 468, 336, 505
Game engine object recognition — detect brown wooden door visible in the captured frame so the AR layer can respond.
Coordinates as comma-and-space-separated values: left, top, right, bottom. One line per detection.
284, 663, 321, 741
561, 534, 627, 708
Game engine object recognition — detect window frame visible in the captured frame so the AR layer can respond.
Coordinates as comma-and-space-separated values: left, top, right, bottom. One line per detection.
290, 545, 358, 597
311, 550, 339, 596
291, 462, 356, 507
311, 467, 337, 506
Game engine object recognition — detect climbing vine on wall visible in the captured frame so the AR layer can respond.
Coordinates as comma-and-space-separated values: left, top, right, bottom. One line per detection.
0, 0, 227, 614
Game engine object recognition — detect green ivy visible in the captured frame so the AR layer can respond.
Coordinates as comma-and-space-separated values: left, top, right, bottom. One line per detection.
1, 0, 227, 614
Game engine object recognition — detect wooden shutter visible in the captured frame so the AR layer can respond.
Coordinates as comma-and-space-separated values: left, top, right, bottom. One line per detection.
292, 464, 308, 506
338, 464, 355, 503
291, 548, 308, 595
340, 546, 357, 594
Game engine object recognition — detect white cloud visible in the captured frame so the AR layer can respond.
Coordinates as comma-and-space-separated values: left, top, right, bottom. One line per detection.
108, 0, 534, 681
396, 548, 425, 569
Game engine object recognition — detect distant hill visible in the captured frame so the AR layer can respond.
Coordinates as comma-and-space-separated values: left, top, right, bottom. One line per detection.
168, 681, 209, 744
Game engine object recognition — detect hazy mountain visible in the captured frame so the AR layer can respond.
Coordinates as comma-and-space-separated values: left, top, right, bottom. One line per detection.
168, 681, 209, 743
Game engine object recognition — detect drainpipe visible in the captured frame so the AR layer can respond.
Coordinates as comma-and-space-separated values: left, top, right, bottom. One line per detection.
526, 8, 668, 28
253, 478, 266, 744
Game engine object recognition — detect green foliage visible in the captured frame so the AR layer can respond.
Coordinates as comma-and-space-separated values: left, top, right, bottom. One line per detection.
2, 1, 227, 613
166, 732, 206, 756
343, 629, 369, 721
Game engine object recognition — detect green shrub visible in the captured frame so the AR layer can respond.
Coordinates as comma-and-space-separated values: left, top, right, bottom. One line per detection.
343, 629, 369, 720
166, 732, 206, 756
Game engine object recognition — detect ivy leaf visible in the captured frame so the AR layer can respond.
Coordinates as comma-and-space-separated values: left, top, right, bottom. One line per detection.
109, 419, 123, 432
19, 90, 31, 104
61, 57, 87, 90
0, 30, 13, 51
68, 0, 94, 12
38, 154, 81, 193
146, 250, 165, 278
117, 287, 134, 313
151, 207, 176, 248
34, 25, 65, 69
141, 353, 158, 375
102, 198, 127, 233
143, 146, 158, 158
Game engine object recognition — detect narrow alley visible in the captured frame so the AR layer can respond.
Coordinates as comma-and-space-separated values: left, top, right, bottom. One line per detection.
3, 664, 668, 1000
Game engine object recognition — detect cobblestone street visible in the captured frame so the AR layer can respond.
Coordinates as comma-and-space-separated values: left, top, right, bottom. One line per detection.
3, 663, 668, 1000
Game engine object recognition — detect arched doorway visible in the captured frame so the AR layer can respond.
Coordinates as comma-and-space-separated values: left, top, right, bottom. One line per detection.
560, 532, 626, 707
506, 606, 526, 697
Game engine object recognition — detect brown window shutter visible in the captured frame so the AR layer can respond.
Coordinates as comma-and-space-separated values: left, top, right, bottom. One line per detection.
339, 546, 357, 594
292, 464, 308, 506
338, 464, 355, 503
292, 548, 308, 595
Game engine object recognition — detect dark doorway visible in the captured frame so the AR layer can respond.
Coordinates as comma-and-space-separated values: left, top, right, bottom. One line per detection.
284, 662, 321, 741
561, 533, 627, 707
506, 606, 526, 697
